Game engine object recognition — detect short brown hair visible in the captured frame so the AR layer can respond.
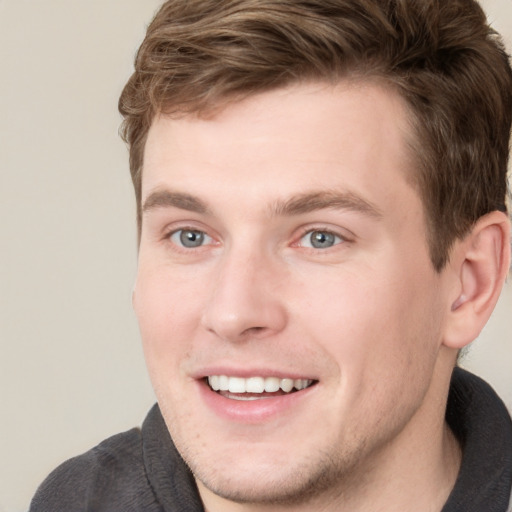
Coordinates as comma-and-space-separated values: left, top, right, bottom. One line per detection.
119, 0, 512, 270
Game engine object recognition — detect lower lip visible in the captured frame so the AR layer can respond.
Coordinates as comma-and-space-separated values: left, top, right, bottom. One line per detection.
197, 380, 317, 424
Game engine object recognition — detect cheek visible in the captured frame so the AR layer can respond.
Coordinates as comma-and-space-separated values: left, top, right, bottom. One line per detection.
133, 266, 207, 366
298, 265, 442, 386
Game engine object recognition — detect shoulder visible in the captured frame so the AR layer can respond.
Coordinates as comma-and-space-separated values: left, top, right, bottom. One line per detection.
30, 427, 163, 512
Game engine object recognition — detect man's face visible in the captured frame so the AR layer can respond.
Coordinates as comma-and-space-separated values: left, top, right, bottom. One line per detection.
134, 82, 452, 505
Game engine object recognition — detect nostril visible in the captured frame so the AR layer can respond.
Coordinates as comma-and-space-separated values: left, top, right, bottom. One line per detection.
246, 326, 264, 333
240, 326, 267, 337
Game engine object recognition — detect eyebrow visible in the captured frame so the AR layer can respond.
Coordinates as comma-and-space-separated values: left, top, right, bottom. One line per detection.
142, 190, 210, 215
141, 188, 382, 219
272, 190, 383, 219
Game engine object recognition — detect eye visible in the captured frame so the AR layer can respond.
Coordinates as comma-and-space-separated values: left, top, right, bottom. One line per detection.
299, 230, 343, 249
169, 229, 213, 248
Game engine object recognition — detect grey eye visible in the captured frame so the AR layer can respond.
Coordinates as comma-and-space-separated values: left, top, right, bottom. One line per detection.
300, 230, 341, 249
171, 229, 210, 248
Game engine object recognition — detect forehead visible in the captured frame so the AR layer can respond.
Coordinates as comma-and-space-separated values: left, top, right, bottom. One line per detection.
142, 81, 419, 218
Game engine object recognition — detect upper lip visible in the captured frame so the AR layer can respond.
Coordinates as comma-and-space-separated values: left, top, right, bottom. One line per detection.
191, 366, 317, 381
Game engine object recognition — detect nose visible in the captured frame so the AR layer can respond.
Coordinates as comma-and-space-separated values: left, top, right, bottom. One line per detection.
200, 248, 287, 343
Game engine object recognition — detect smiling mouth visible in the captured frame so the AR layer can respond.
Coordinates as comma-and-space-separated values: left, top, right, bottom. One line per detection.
206, 375, 316, 400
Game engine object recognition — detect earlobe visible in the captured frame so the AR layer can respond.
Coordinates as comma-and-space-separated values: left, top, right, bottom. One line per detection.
443, 211, 511, 349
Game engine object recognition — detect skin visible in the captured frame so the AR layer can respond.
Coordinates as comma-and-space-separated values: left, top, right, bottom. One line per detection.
134, 82, 463, 511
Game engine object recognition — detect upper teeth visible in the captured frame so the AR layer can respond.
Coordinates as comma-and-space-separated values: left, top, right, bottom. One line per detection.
207, 376, 312, 394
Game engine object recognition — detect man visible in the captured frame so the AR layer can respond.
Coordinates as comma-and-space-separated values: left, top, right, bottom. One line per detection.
30, 0, 512, 510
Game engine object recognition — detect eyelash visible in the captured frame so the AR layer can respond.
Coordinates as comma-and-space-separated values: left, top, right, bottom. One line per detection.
165, 227, 216, 250
294, 227, 349, 250
163, 225, 351, 252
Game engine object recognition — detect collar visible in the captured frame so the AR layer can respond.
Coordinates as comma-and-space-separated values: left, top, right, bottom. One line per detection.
142, 405, 204, 512
442, 367, 512, 512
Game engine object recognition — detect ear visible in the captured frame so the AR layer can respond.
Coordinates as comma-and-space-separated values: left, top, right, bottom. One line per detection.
443, 211, 511, 349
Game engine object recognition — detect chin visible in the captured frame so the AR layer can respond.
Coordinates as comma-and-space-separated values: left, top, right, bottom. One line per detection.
181, 439, 361, 507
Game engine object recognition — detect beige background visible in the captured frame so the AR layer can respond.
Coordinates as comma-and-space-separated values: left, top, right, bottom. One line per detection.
0, 1, 510, 511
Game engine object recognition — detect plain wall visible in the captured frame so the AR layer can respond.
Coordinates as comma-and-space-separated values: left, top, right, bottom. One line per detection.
1, 1, 511, 511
